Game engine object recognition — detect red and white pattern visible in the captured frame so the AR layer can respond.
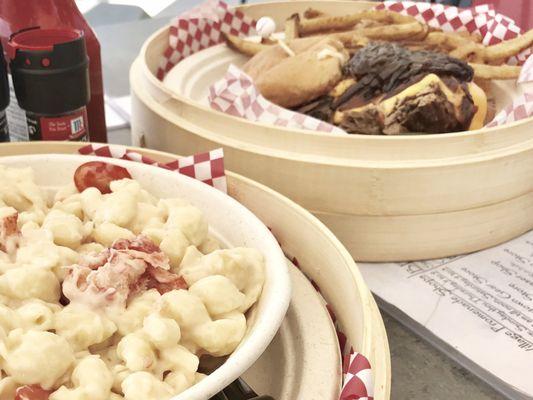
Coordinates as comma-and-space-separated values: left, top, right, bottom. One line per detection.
157, 0, 255, 80
486, 92, 533, 127
519, 54, 533, 83
378, 2, 520, 44
341, 352, 374, 400
376, 1, 530, 63
209, 65, 346, 134
78, 144, 227, 193
289, 256, 374, 400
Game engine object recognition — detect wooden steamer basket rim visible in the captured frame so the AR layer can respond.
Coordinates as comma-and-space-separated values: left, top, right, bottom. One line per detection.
138, 2, 533, 165
0, 141, 392, 400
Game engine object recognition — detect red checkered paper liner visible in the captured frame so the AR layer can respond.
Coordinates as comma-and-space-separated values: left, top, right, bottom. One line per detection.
209, 65, 346, 134
377, 1, 529, 61
519, 55, 533, 83
288, 256, 373, 400
157, 0, 533, 133
486, 92, 533, 127
77, 144, 227, 193
156, 0, 255, 80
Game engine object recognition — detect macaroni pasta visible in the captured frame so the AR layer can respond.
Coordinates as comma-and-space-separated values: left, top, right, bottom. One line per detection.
0, 165, 265, 400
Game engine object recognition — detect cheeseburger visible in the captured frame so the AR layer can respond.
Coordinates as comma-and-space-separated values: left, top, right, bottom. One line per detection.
298, 43, 487, 135
243, 37, 487, 135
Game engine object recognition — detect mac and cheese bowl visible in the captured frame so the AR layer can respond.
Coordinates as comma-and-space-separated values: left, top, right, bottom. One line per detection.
0, 154, 290, 400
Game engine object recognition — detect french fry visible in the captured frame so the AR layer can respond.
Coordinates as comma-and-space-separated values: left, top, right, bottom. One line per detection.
469, 63, 522, 80
487, 58, 509, 66
359, 9, 418, 25
428, 26, 443, 33
469, 53, 486, 63
483, 28, 533, 61
401, 42, 435, 52
335, 22, 425, 42
341, 35, 370, 51
303, 8, 326, 19
401, 38, 457, 53
299, 10, 416, 35
223, 33, 272, 56
424, 31, 475, 50
409, 21, 429, 41
422, 31, 487, 60
449, 44, 484, 61
285, 14, 300, 41
424, 29, 532, 63
456, 30, 482, 43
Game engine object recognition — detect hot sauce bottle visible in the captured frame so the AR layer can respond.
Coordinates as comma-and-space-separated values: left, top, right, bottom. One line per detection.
8, 28, 90, 141
0, 0, 107, 142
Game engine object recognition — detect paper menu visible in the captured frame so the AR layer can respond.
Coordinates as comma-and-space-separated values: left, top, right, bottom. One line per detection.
358, 230, 533, 399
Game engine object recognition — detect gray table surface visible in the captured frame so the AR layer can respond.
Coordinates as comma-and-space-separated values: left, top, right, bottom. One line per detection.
96, 6, 506, 400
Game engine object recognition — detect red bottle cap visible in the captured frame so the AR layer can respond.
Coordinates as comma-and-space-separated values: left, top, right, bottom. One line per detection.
7, 27, 90, 116
6, 28, 82, 59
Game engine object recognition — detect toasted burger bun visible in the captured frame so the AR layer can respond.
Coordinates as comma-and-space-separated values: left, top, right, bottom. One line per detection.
243, 37, 348, 108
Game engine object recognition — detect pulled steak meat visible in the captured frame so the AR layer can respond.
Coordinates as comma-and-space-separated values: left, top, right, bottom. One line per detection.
295, 96, 334, 122
338, 105, 383, 135
382, 82, 474, 135
336, 43, 474, 109
294, 43, 478, 134
339, 81, 476, 135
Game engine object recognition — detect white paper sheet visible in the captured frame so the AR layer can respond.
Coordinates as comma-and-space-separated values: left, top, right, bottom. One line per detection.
359, 230, 533, 399
105, 95, 132, 131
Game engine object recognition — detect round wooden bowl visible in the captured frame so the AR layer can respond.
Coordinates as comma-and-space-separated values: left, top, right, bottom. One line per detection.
129, 0, 533, 261
0, 141, 391, 400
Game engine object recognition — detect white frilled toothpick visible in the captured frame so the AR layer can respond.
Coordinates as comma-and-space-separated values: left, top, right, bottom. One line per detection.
256, 16, 295, 57
256, 16, 276, 38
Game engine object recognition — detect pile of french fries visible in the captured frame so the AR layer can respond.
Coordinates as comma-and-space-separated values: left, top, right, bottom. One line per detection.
224, 8, 533, 81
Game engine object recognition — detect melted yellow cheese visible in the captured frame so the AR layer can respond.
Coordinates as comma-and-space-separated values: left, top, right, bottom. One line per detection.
467, 81, 487, 130
330, 78, 356, 98
334, 73, 487, 130
380, 74, 459, 115
380, 73, 487, 131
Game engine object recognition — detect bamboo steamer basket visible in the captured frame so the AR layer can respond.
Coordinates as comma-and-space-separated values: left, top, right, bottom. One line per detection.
0, 141, 391, 399
129, 0, 533, 261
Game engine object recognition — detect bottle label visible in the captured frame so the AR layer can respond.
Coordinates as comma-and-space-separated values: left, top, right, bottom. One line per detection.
5, 74, 29, 142
0, 110, 9, 142
27, 108, 89, 141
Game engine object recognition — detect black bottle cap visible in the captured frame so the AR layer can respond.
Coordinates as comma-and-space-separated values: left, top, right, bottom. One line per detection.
0, 42, 9, 111
7, 28, 90, 115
